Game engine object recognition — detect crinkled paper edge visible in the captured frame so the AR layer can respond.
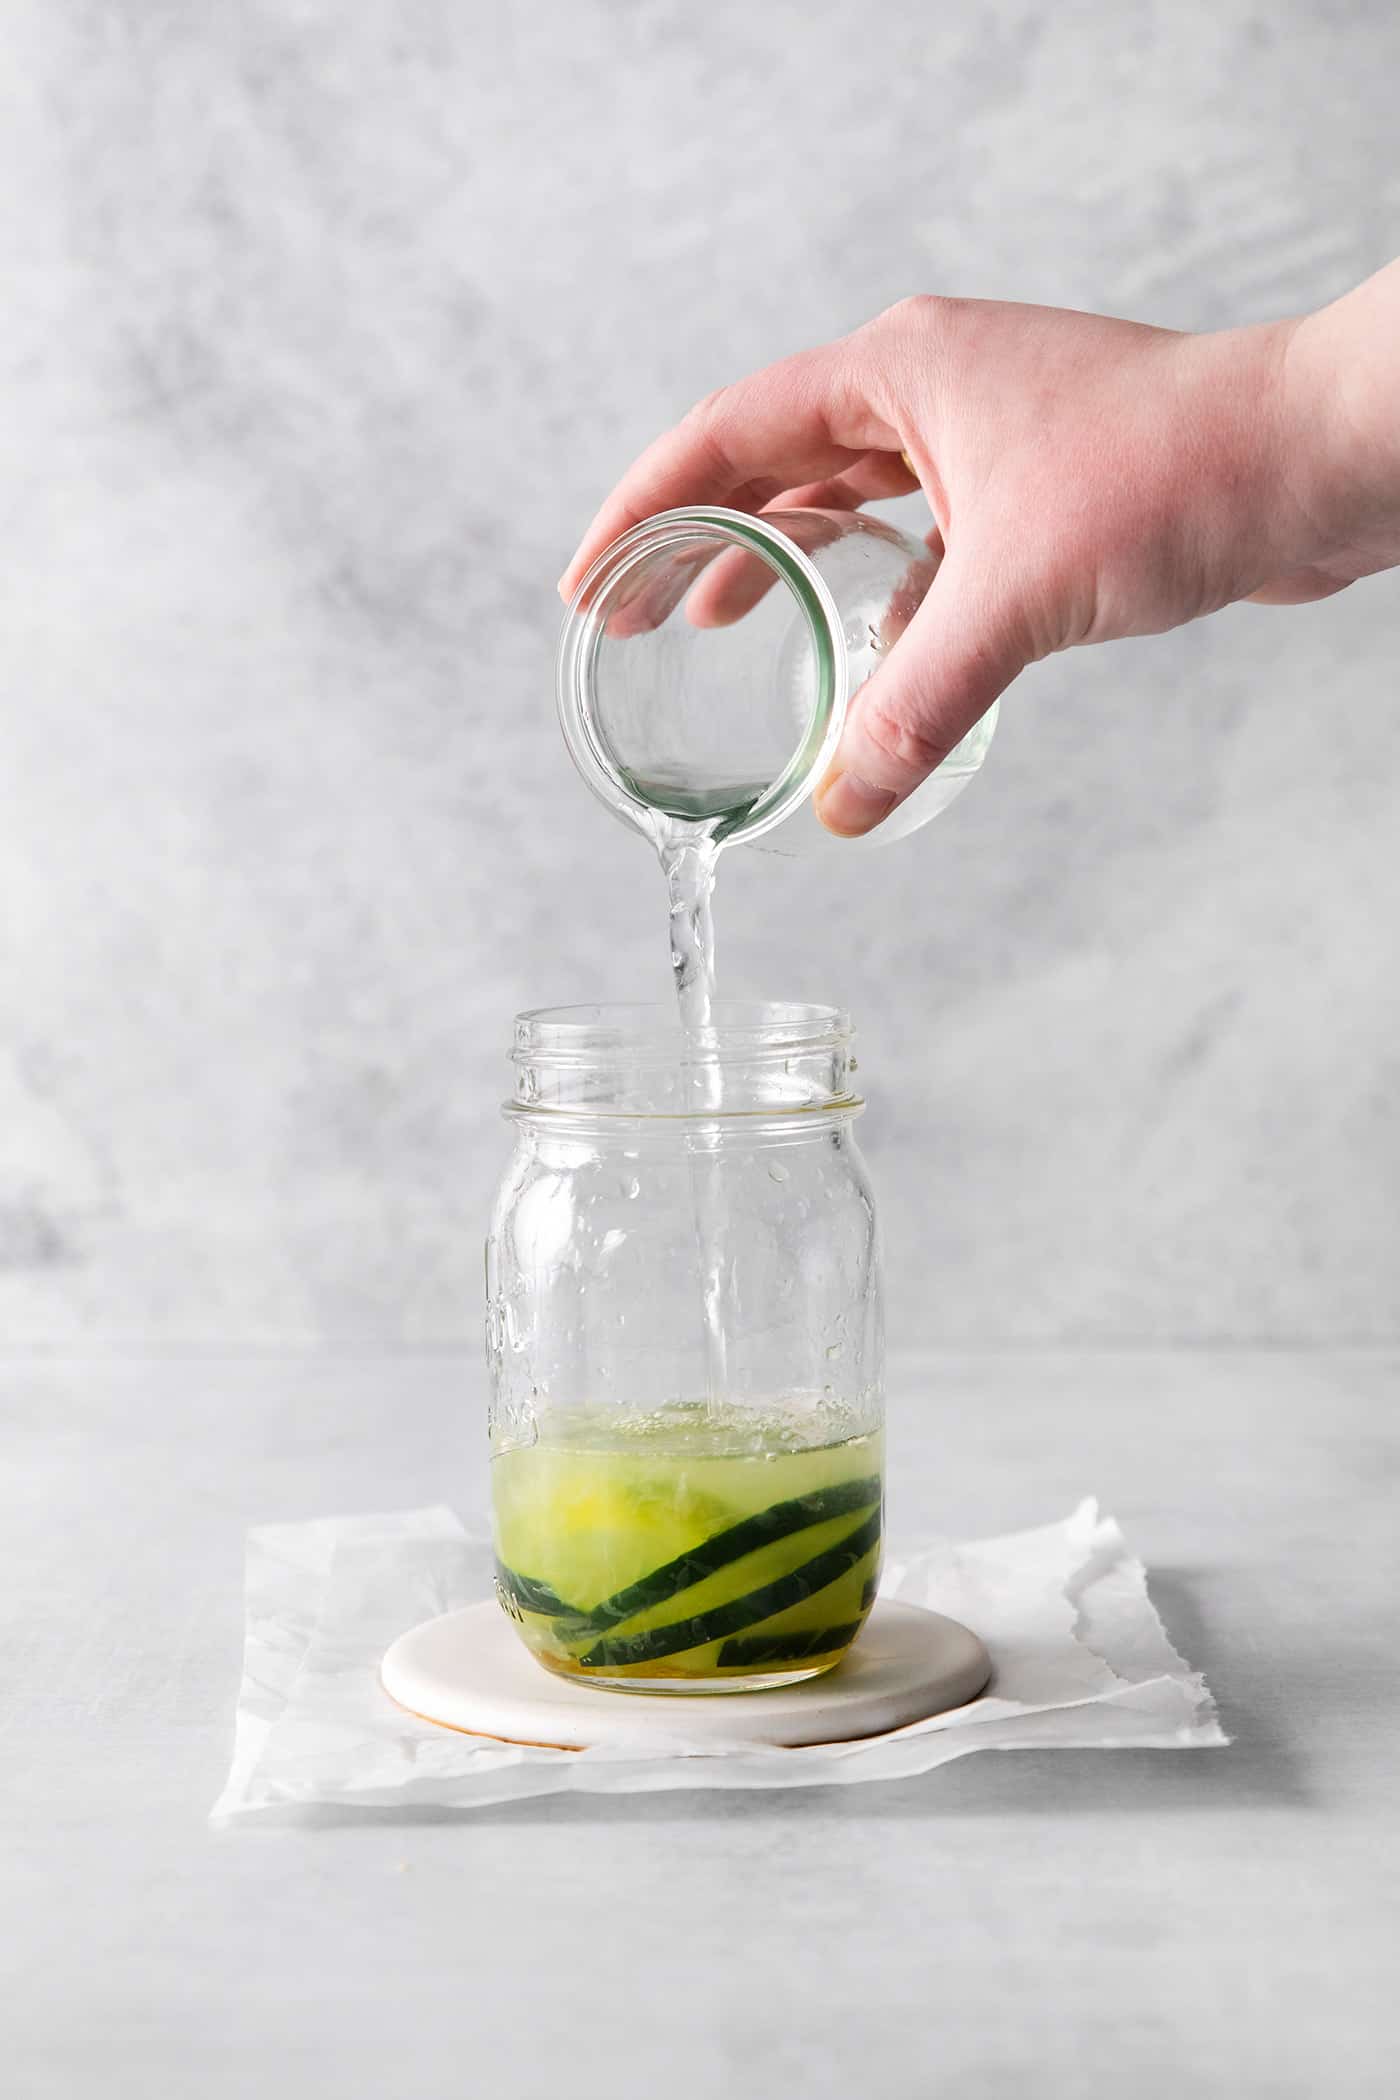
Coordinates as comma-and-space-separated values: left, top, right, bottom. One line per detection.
211, 1498, 1225, 1823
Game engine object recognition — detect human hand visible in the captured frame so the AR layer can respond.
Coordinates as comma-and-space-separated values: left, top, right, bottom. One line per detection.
560, 268, 1400, 836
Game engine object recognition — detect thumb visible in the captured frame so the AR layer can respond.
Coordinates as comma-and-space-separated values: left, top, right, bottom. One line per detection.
814, 554, 1028, 837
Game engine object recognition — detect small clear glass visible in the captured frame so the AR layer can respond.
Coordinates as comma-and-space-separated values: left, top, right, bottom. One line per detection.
558, 505, 996, 856
486, 1001, 883, 1693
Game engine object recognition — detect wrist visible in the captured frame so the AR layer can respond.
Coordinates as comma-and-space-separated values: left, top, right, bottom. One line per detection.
1164, 316, 1324, 598
1281, 264, 1400, 571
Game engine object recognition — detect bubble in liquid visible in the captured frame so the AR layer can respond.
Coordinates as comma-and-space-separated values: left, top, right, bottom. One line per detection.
767, 1162, 790, 1184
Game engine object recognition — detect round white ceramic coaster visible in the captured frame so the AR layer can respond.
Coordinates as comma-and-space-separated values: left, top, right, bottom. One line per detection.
381, 1598, 992, 1750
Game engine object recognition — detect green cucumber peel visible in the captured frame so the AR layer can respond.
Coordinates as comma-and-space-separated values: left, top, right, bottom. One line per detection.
549, 1474, 881, 1640
494, 1562, 580, 1620
715, 1619, 865, 1667
576, 1504, 882, 1670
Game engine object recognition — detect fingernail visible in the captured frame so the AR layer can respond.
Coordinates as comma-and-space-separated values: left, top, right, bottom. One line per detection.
815, 770, 897, 837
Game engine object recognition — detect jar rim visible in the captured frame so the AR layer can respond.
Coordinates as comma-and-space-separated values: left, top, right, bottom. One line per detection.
508, 1001, 860, 1121
514, 999, 850, 1057
555, 506, 847, 847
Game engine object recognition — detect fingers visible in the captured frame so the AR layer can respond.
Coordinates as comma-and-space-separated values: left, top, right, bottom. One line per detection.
684, 452, 922, 630
815, 553, 1028, 837
602, 543, 723, 637
568, 442, 924, 644
559, 339, 903, 599
683, 542, 812, 632
766, 450, 922, 515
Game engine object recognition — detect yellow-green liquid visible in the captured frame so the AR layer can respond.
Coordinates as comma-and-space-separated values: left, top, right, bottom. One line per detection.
492, 1399, 883, 1689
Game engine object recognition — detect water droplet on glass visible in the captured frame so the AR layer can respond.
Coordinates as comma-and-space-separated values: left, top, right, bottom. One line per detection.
767, 1162, 790, 1184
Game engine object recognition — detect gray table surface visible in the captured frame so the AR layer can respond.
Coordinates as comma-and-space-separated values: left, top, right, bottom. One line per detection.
4, 1347, 1396, 2098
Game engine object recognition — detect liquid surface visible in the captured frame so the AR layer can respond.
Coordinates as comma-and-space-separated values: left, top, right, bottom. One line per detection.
492, 1401, 883, 1685
618, 768, 770, 829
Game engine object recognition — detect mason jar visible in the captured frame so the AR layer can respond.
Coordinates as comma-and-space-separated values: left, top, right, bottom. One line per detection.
557, 504, 996, 857
486, 1001, 883, 1694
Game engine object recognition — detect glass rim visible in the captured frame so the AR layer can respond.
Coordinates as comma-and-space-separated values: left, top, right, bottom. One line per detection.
514, 998, 851, 1054
508, 1001, 861, 1122
556, 506, 848, 847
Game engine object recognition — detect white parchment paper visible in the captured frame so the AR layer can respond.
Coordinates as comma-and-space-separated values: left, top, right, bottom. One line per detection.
211, 1499, 1224, 1820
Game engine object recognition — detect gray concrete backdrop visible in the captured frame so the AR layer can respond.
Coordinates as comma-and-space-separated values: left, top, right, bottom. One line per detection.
2, 0, 1397, 1348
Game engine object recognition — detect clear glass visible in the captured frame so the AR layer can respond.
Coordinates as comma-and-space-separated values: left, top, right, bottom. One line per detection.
557, 505, 996, 857
485, 1002, 884, 1693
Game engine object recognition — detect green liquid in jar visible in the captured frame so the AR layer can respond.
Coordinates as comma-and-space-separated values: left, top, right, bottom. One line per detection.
491, 1399, 883, 1689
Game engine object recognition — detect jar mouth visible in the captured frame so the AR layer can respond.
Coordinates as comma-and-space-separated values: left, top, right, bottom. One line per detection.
556, 507, 846, 847
516, 999, 850, 1056
509, 1001, 860, 1120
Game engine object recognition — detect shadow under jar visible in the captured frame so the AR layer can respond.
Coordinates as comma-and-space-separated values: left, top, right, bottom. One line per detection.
486, 1002, 884, 1693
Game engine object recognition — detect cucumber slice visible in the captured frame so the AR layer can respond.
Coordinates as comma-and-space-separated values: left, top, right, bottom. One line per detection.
494, 1563, 580, 1620
559, 1474, 881, 1636
716, 1620, 864, 1667
577, 1505, 882, 1670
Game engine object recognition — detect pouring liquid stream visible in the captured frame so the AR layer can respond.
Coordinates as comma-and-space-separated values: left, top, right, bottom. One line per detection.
652, 814, 730, 1408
